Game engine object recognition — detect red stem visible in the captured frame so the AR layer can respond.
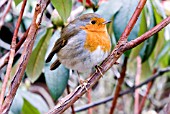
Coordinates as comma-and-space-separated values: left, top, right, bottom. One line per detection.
0, 0, 27, 108
0, 0, 12, 29
134, 56, 142, 114
87, 89, 92, 114
0, 26, 30, 70
109, 57, 128, 114
118, 0, 147, 43
124, 16, 170, 51
138, 69, 157, 114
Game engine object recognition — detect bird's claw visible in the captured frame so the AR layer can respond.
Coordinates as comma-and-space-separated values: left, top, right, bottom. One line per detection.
79, 79, 89, 91
95, 65, 104, 77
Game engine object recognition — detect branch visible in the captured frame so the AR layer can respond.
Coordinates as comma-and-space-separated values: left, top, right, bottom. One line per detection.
0, 26, 30, 70
75, 67, 170, 112
119, 0, 147, 43
0, 0, 50, 113
109, 57, 128, 114
87, 89, 92, 114
29, 85, 55, 109
0, 0, 12, 29
138, 68, 157, 114
134, 56, 142, 114
0, 0, 27, 108
66, 85, 75, 114
124, 16, 170, 51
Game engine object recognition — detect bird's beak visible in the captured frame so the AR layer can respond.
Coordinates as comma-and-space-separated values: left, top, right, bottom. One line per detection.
103, 20, 111, 24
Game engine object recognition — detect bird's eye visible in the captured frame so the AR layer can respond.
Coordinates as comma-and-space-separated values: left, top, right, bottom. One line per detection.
91, 20, 96, 24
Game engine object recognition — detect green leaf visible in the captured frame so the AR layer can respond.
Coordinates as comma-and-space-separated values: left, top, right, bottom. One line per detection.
14, 0, 22, 6
96, 0, 122, 20
11, 89, 49, 114
113, 0, 140, 42
129, 9, 147, 60
139, 1, 158, 62
141, 61, 152, 81
51, 0, 72, 22
154, 41, 170, 67
44, 64, 69, 101
22, 98, 40, 114
150, 0, 165, 61
26, 28, 53, 82
20, 90, 49, 113
113, 0, 140, 57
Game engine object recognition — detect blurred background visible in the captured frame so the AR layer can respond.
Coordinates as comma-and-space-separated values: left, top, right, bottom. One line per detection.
0, 0, 170, 114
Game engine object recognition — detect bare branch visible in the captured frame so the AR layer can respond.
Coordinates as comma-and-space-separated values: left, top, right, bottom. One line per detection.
75, 67, 170, 112
0, 0, 12, 29
138, 69, 157, 114
109, 57, 128, 114
118, 0, 147, 43
0, 0, 27, 108
66, 85, 75, 114
0, 0, 50, 113
134, 56, 141, 114
124, 16, 170, 51
0, 26, 30, 70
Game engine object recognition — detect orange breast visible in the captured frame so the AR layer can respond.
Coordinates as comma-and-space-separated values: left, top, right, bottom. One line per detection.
83, 30, 111, 52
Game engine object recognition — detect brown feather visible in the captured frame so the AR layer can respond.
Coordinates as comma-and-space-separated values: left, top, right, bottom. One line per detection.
46, 39, 67, 63
50, 59, 61, 70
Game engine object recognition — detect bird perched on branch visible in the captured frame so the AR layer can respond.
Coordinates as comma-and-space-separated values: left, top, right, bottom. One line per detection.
46, 13, 111, 83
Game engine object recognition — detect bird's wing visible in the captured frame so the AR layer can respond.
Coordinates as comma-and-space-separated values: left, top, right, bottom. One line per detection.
46, 23, 81, 63
50, 59, 61, 70
45, 38, 67, 63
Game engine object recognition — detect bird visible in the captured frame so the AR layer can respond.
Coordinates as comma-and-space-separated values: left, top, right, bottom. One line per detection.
46, 13, 111, 80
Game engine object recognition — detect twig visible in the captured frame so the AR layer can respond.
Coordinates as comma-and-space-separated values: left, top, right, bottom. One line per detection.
109, 57, 128, 114
138, 68, 157, 114
0, 0, 7, 8
0, 0, 50, 113
87, 89, 92, 114
47, 4, 170, 114
159, 97, 170, 114
1, 3, 41, 113
66, 85, 75, 114
0, 0, 27, 108
118, 0, 147, 43
29, 85, 55, 109
0, 0, 12, 29
124, 16, 170, 51
0, 26, 30, 70
75, 67, 170, 112
134, 56, 141, 114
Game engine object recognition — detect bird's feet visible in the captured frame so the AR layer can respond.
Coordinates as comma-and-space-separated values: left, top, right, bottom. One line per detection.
77, 71, 89, 91
95, 65, 104, 77
79, 79, 89, 91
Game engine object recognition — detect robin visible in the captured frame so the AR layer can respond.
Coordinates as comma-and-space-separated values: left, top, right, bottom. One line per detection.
46, 13, 111, 78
